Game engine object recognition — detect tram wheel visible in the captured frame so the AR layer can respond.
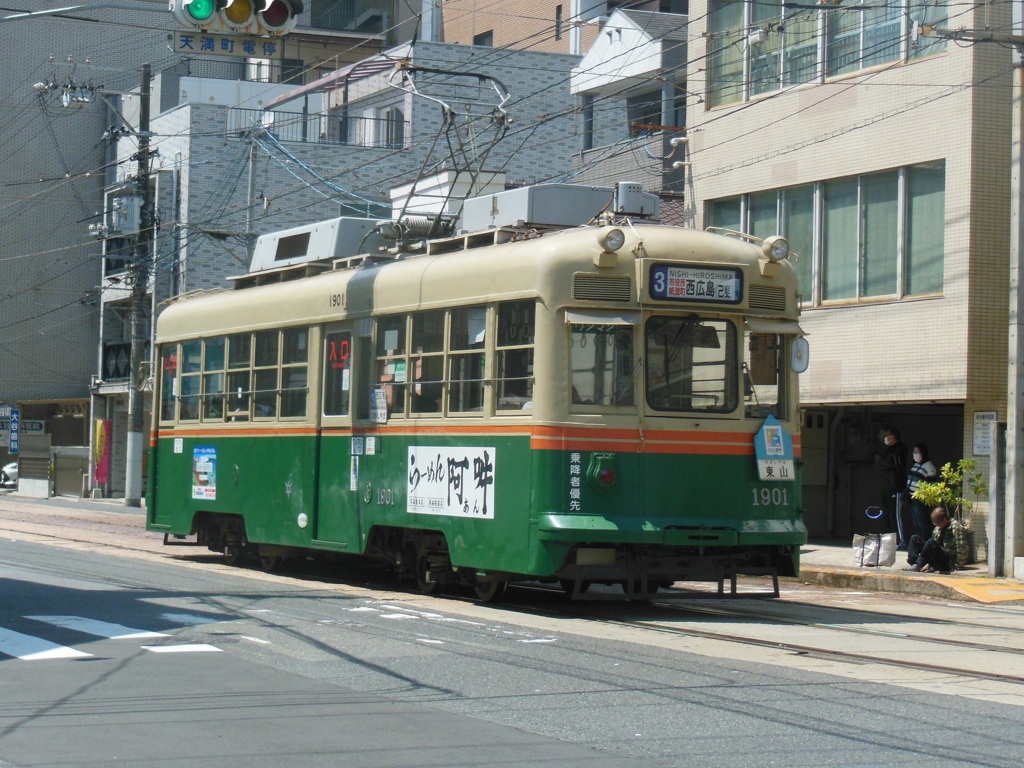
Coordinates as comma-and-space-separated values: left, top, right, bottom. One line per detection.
624, 579, 658, 598
559, 579, 591, 598
415, 554, 441, 595
259, 554, 283, 572
473, 578, 508, 602
223, 550, 243, 566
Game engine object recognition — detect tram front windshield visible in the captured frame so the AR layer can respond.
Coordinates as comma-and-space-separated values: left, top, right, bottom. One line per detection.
645, 316, 737, 413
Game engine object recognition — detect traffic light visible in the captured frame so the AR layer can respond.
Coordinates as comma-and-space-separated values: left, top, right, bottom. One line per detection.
258, 1, 304, 35
170, 0, 303, 36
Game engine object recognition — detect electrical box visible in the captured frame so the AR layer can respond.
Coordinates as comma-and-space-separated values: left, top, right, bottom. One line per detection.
108, 195, 142, 235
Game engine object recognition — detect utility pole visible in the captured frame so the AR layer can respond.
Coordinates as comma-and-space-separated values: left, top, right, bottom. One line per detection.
125, 62, 152, 508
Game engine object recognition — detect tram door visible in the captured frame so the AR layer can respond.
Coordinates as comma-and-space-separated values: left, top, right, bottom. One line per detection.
314, 324, 361, 547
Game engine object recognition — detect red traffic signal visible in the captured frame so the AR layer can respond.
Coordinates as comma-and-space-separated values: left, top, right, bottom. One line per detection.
259, 1, 303, 34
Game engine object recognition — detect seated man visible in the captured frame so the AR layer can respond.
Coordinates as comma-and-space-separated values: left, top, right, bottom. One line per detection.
904, 506, 969, 573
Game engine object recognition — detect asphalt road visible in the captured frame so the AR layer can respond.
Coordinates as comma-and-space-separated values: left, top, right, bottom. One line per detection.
2, 497, 1024, 767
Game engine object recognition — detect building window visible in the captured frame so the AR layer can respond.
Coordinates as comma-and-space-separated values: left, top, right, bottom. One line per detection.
473, 30, 494, 47
707, 0, 946, 107
707, 162, 945, 305
380, 106, 405, 149
581, 94, 595, 151
906, 161, 945, 295
555, 5, 563, 40
628, 91, 664, 135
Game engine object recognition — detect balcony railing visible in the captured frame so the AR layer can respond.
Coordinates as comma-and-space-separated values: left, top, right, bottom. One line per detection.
228, 108, 408, 149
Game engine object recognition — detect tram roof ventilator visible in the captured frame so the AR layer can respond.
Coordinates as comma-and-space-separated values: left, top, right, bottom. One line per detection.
458, 181, 659, 233
233, 182, 659, 289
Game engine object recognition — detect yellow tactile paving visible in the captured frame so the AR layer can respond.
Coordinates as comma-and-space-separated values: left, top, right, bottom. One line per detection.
932, 577, 1024, 603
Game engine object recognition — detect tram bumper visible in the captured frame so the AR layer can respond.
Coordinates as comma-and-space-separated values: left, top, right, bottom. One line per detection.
537, 514, 805, 546
537, 513, 739, 546
535, 514, 805, 582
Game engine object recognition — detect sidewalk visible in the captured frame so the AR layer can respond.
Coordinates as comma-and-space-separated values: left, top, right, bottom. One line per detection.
798, 539, 1024, 603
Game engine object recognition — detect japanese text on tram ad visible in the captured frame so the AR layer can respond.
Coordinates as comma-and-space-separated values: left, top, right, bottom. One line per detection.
407, 447, 496, 518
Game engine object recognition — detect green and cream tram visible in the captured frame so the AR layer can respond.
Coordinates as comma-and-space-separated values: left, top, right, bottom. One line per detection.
147, 183, 808, 600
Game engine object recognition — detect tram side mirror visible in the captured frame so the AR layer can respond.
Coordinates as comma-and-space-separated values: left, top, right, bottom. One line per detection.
791, 337, 810, 374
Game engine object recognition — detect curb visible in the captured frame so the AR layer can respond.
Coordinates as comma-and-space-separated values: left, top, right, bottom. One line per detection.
796, 565, 970, 601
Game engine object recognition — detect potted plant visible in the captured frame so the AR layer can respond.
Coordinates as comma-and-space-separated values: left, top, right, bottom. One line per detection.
911, 458, 987, 562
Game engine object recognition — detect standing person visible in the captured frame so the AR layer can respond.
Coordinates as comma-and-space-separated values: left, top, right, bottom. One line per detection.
904, 506, 970, 573
906, 443, 938, 540
878, 427, 909, 546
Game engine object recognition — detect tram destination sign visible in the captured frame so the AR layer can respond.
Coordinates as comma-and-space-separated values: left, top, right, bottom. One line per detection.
649, 263, 742, 304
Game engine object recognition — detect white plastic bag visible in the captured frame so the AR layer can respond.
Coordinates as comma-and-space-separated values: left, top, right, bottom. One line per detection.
853, 532, 897, 567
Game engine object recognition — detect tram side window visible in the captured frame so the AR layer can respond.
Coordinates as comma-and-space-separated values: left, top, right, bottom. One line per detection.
448, 306, 486, 413
159, 345, 178, 422
253, 330, 279, 418
179, 340, 202, 421
496, 300, 535, 411
227, 333, 252, 421
202, 337, 226, 420
323, 331, 352, 416
745, 332, 786, 419
570, 324, 635, 407
280, 328, 308, 418
410, 311, 445, 414
376, 315, 407, 417
645, 316, 737, 413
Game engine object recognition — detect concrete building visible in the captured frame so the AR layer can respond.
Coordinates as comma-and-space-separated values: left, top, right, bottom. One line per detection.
688, 0, 1009, 559
0, 1, 413, 495
0, 2, 170, 492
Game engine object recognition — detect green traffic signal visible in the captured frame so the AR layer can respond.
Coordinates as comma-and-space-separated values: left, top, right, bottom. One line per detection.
185, 0, 217, 22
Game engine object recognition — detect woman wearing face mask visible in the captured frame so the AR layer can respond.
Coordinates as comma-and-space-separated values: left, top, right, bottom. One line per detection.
906, 443, 938, 540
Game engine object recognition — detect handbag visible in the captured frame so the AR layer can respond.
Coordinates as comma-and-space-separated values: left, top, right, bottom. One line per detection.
853, 532, 897, 567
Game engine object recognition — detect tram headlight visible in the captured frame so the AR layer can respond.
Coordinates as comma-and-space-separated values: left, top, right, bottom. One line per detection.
598, 228, 626, 252
762, 235, 790, 262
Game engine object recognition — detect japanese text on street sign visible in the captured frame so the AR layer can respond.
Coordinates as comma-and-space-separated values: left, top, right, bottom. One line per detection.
7, 407, 19, 454
174, 31, 282, 60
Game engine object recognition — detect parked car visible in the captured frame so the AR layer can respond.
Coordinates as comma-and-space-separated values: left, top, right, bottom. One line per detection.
1, 461, 17, 487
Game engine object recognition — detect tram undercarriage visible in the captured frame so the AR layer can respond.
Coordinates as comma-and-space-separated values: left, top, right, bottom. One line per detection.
182, 512, 795, 602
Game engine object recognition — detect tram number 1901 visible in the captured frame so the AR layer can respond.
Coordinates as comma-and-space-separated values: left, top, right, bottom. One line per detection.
751, 486, 790, 507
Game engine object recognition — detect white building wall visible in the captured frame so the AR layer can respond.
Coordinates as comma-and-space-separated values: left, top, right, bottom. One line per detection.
685, 0, 1010, 410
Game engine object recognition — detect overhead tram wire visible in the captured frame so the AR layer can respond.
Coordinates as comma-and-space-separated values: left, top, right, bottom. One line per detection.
5, 6, 679, 234
24, 4, 960, 238
6, 0, 964, 222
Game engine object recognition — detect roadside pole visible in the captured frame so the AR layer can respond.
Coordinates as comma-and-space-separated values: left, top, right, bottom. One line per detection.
125, 63, 151, 508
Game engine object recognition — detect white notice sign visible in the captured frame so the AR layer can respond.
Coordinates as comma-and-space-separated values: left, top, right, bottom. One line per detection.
972, 411, 997, 456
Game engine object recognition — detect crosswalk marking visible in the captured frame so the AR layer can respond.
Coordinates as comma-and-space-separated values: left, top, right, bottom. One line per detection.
26, 615, 169, 639
142, 643, 221, 654
0, 615, 224, 661
0, 627, 92, 660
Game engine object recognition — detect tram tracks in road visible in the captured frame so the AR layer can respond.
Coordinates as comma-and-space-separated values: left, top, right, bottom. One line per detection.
651, 599, 1024, 658
501, 584, 1024, 687
595, 598, 1024, 687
